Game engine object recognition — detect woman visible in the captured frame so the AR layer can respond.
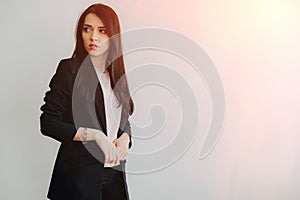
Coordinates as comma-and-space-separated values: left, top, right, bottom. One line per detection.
40, 3, 134, 200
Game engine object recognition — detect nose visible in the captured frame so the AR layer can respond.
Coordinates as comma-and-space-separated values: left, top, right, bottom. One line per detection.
90, 30, 98, 42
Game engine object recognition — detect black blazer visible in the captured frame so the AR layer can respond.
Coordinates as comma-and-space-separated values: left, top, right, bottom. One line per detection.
40, 56, 132, 200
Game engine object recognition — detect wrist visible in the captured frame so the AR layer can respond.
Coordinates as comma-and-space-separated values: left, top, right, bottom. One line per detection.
89, 128, 102, 141
80, 127, 101, 141
73, 127, 105, 142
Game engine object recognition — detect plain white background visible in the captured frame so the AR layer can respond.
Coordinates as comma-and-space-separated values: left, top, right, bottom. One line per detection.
1, 0, 300, 199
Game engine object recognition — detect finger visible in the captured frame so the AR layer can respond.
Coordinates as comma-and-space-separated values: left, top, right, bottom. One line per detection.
112, 149, 118, 164
114, 149, 121, 164
113, 148, 120, 161
119, 153, 125, 161
116, 146, 126, 159
120, 150, 128, 160
110, 151, 115, 163
104, 153, 109, 163
115, 155, 120, 165
107, 151, 113, 163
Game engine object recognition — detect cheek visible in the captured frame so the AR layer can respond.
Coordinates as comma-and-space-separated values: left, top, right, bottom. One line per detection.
81, 33, 90, 53
102, 36, 110, 46
98, 40, 110, 52
102, 39, 110, 50
82, 33, 89, 45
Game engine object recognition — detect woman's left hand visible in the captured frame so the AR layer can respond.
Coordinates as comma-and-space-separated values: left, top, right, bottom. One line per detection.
112, 132, 130, 161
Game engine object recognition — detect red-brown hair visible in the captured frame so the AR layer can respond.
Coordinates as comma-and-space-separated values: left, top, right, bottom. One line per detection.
72, 3, 134, 115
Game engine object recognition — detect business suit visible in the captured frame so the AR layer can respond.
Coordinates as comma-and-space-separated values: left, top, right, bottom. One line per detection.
40, 56, 132, 200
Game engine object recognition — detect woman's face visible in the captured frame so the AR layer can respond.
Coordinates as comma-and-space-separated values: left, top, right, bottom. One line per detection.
82, 13, 110, 57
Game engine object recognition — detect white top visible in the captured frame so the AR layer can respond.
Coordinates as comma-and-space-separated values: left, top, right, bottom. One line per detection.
96, 71, 122, 168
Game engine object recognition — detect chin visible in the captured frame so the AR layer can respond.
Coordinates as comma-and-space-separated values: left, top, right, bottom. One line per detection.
89, 50, 109, 57
89, 52, 98, 56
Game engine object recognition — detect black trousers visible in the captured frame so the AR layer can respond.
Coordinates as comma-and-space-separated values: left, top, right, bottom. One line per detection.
101, 165, 128, 200
48, 164, 129, 200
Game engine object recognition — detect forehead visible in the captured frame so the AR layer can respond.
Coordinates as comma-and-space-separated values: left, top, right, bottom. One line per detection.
84, 13, 105, 26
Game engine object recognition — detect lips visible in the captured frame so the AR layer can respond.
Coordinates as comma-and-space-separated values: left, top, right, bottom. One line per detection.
89, 44, 98, 50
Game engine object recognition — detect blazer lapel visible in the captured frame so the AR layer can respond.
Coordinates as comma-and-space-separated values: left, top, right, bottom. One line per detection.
95, 82, 107, 135
72, 55, 107, 135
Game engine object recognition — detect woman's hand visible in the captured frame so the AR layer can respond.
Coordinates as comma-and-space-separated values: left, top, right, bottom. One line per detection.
112, 132, 130, 161
82, 129, 130, 164
94, 132, 121, 165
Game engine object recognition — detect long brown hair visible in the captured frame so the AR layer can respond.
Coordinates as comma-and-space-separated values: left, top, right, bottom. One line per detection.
72, 3, 134, 115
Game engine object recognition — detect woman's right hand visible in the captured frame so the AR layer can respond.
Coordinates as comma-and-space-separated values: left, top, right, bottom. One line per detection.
94, 132, 121, 165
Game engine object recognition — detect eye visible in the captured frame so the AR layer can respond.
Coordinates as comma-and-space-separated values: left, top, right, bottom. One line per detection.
99, 28, 107, 34
83, 26, 91, 33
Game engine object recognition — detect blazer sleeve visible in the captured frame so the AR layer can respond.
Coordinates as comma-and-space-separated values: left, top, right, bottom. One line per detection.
118, 108, 133, 149
40, 59, 77, 143
124, 117, 133, 149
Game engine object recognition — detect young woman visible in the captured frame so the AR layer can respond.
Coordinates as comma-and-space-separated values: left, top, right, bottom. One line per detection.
40, 3, 134, 200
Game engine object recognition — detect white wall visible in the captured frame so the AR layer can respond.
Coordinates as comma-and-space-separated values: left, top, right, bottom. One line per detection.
0, 0, 299, 199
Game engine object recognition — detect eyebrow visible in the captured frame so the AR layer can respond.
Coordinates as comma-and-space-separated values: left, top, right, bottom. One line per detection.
83, 24, 106, 28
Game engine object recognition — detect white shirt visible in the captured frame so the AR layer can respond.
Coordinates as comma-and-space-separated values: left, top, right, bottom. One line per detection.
96, 71, 122, 167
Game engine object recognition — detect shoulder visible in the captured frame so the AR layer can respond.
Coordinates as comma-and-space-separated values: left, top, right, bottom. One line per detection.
56, 57, 80, 75
49, 57, 80, 88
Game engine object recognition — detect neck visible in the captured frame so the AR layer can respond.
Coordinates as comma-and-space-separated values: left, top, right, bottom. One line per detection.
90, 52, 109, 73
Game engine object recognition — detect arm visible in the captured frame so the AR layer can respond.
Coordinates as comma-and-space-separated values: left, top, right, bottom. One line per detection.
40, 59, 78, 142
40, 60, 107, 143
73, 127, 100, 142
40, 60, 121, 164
119, 113, 133, 149
126, 116, 133, 149
74, 127, 121, 164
